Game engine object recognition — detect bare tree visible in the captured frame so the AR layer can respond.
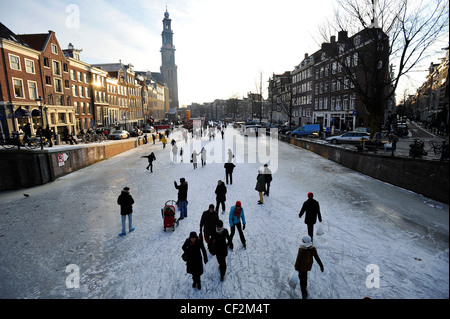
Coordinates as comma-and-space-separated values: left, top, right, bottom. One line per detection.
318, 0, 449, 135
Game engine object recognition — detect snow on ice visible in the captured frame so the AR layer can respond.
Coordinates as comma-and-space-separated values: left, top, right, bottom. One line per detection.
0, 125, 448, 299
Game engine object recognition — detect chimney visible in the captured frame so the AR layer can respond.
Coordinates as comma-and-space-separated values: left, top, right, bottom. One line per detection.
304, 53, 309, 59
330, 36, 336, 43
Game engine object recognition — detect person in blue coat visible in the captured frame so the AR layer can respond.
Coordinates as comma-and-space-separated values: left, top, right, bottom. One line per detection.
228, 201, 246, 249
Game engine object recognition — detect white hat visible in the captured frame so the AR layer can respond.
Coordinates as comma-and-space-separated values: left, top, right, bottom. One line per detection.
301, 235, 312, 248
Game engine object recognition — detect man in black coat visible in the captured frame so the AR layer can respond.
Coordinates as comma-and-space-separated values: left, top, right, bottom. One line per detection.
142, 152, 156, 172
210, 220, 232, 281
174, 178, 188, 219
199, 204, 219, 251
263, 164, 272, 196
117, 187, 135, 236
224, 162, 235, 185
215, 180, 227, 214
299, 192, 322, 242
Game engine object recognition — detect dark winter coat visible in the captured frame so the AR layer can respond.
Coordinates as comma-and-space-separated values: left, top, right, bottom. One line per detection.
210, 228, 231, 257
294, 246, 324, 272
117, 191, 134, 215
215, 183, 227, 202
255, 173, 265, 192
182, 237, 208, 275
145, 153, 156, 163
263, 167, 272, 183
174, 181, 188, 201
299, 198, 322, 225
200, 210, 219, 236
224, 162, 235, 173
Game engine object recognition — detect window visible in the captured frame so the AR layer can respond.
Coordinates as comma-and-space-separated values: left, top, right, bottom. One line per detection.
65, 80, 70, 89
43, 57, 49, 67
58, 113, 66, 123
70, 70, 76, 80
79, 86, 84, 97
28, 81, 38, 99
353, 53, 358, 66
25, 59, 35, 73
9, 54, 21, 70
13, 78, 24, 98
354, 35, 361, 46
63, 63, 68, 72
56, 95, 64, 106
84, 74, 88, 83
52, 60, 61, 76
54, 78, 63, 93
74, 102, 79, 114
77, 71, 82, 82
51, 44, 58, 54
332, 62, 337, 74
72, 84, 78, 96
45, 76, 51, 85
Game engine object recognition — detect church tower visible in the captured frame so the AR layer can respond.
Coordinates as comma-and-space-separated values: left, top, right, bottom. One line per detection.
160, 8, 179, 117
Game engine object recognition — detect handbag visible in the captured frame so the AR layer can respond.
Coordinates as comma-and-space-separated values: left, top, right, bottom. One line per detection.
288, 271, 299, 289
182, 252, 188, 262
316, 222, 324, 236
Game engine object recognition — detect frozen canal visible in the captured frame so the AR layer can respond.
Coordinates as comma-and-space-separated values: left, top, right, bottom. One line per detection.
0, 126, 448, 299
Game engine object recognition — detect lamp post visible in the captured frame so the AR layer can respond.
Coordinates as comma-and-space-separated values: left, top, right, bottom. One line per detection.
35, 97, 44, 150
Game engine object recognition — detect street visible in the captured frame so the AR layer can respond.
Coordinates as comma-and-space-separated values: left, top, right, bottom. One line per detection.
0, 125, 448, 299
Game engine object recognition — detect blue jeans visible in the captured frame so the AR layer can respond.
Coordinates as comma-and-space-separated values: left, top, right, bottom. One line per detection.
121, 214, 133, 233
179, 201, 187, 218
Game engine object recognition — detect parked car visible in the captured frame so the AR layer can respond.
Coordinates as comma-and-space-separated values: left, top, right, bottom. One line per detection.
326, 132, 370, 144
129, 128, 143, 137
290, 124, 321, 137
142, 126, 155, 133
109, 130, 130, 140
396, 122, 409, 137
354, 127, 370, 133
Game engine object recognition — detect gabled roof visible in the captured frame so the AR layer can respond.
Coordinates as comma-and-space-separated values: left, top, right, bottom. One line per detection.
17, 33, 50, 52
0, 22, 30, 47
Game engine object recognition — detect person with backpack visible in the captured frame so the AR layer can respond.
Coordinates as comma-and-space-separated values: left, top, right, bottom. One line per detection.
210, 220, 232, 281
228, 201, 246, 249
299, 192, 322, 243
182, 231, 208, 290
117, 187, 135, 237
199, 204, 219, 251
294, 235, 324, 299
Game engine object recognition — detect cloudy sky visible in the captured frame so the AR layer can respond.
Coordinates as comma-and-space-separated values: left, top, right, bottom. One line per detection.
1, 0, 446, 106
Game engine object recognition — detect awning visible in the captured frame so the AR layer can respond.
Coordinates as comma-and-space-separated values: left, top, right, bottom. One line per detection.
31, 109, 42, 117
14, 107, 31, 118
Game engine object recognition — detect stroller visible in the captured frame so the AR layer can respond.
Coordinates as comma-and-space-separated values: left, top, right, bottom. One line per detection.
161, 200, 179, 231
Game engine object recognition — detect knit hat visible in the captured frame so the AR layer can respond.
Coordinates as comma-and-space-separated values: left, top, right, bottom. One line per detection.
123, 187, 130, 193
189, 231, 197, 239
235, 201, 241, 207
302, 235, 312, 248
217, 220, 223, 228
307, 192, 314, 199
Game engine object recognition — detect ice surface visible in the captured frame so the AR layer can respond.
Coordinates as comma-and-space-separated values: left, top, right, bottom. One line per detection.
0, 125, 448, 299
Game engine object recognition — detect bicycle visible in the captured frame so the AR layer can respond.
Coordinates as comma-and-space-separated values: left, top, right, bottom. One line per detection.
425, 139, 444, 156
0, 134, 43, 150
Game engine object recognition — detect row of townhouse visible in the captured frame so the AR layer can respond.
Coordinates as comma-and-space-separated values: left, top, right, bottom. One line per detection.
269, 27, 395, 131
409, 47, 449, 129
0, 22, 169, 138
187, 93, 270, 123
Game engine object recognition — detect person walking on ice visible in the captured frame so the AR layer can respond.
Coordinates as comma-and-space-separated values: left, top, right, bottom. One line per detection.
294, 235, 324, 299
229, 201, 246, 249
182, 231, 208, 290
299, 192, 322, 243
117, 187, 135, 236
210, 220, 232, 282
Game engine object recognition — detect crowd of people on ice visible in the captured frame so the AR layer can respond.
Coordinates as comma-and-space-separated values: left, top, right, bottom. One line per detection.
116, 124, 325, 299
